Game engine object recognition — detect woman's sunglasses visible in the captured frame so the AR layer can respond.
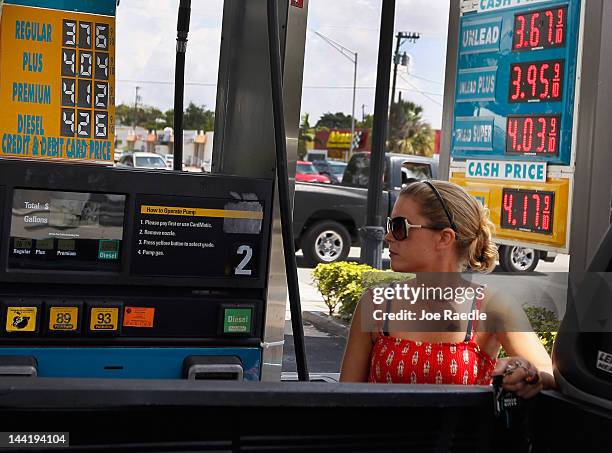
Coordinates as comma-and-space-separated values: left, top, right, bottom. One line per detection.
386, 217, 445, 241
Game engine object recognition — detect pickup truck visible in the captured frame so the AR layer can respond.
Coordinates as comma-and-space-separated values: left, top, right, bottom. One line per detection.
293, 151, 555, 272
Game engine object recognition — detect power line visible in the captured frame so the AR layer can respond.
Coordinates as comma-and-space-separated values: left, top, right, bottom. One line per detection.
116, 78, 442, 95
409, 74, 444, 85
116, 79, 216, 87
397, 73, 443, 106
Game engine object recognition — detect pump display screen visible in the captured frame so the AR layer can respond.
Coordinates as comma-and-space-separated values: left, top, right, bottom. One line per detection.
512, 6, 567, 52
506, 115, 560, 155
9, 189, 126, 270
501, 188, 554, 234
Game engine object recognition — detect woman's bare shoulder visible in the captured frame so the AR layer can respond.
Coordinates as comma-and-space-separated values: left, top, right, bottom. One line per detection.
480, 285, 533, 331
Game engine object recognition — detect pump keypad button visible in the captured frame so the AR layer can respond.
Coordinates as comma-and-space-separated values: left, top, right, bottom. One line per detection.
5, 306, 39, 333
89, 307, 120, 333
48, 306, 80, 333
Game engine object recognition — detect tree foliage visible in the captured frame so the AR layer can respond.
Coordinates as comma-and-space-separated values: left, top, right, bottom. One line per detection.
388, 100, 435, 156
115, 102, 215, 132
315, 112, 354, 129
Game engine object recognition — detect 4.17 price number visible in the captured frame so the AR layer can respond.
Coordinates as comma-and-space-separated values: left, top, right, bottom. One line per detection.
501, 188, 554, 235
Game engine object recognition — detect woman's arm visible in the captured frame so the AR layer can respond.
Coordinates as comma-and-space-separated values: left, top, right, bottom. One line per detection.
340, 292, 375, 382
490, 291, 556, 398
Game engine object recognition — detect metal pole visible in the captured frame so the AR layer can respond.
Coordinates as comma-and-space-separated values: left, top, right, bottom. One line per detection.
360, 0, 396, 269
133, 86, 140, 128
173, 0, 191, 171
349, 52, 358, 158
266, 0, 309, 382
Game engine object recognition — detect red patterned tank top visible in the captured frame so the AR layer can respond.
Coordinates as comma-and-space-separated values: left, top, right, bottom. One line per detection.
368, 293, 496, 385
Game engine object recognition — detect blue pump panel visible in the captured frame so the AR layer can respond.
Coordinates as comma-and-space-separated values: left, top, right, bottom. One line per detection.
0, 348, 262, 380
452, 0, 582, 165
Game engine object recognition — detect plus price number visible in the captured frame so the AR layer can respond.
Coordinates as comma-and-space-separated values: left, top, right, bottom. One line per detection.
506, 115, 560, 155
513, 6, 567, 51
501, 188, 555, 234
509, 59, 564, 103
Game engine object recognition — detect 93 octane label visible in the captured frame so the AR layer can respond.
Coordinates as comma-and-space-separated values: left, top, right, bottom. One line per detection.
89, 307, 118, 331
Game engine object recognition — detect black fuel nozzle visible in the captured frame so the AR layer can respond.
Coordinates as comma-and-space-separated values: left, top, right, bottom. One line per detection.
492, 374, 523, 429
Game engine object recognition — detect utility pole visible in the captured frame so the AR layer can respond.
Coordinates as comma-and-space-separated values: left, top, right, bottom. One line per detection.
133, 86, 141, 128
391, 31, 420, 106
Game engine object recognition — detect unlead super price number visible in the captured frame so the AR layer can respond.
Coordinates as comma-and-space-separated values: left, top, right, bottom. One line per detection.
501, 188, 555, 234
509, 60, 564, 103
506, 115, 560, 155
513, 6, 567, 51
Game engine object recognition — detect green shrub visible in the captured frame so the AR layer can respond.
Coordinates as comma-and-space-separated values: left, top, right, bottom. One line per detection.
312, 262, 379, 317
312, 263, 415, 320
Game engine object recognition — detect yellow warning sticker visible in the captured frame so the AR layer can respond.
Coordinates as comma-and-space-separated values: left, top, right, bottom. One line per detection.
90, 307, 119, 331
49, 306, 79, 331
6, 307, 37, 332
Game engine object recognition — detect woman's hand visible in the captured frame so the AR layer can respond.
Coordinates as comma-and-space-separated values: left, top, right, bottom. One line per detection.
492, 357, 548, 399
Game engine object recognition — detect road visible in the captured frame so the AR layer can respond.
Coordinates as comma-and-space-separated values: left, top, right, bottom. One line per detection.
283, 248, 570, 374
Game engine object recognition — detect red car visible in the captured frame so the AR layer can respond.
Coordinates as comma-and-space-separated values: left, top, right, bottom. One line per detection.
296, 161, 331, 183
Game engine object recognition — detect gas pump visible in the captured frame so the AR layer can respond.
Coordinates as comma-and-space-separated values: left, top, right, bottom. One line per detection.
0, 0, 309, 381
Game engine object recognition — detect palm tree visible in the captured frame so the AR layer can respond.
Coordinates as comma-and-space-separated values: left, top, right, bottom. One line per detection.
388, 100, 435, 156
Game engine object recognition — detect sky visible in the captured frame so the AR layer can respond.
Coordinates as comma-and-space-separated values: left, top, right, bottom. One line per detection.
115, 0, 451, 129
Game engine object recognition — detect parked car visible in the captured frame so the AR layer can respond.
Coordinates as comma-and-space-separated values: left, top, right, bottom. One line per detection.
312, 160, 348, 184
116, 152, 169, 170
296, 161, 331, 183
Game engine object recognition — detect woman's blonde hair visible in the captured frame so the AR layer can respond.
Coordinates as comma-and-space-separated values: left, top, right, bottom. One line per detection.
400, 180, 498, 273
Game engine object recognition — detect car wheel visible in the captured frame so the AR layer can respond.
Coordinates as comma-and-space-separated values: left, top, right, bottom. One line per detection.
302, 221, 351, 266
499, 245, 540, 272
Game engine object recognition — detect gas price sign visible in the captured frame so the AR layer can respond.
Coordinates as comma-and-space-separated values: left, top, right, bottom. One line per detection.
449, 0, 582, 251
0, 0, 116, 162
452, 0, 581, 164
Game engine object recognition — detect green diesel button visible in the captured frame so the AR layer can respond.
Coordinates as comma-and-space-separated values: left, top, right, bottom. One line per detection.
223, 308, 252, 334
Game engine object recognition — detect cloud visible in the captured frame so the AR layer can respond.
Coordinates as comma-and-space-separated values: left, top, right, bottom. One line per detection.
115, 0, 450, 128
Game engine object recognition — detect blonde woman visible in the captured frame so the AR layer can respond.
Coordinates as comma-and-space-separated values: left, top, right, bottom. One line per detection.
340, 180, 555, 398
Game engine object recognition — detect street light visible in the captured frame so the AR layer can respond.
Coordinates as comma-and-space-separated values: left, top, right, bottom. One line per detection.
314, 31, 358, 158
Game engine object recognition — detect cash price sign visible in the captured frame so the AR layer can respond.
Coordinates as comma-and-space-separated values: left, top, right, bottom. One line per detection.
0, 0, 116, 163
449, 0, 582, 252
